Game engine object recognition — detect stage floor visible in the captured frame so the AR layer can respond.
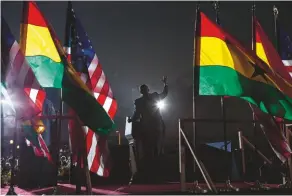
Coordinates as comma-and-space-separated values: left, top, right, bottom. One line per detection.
1, 182, 291, 195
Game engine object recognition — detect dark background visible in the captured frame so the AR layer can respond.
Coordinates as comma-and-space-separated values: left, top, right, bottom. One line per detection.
2, 1, 292, 151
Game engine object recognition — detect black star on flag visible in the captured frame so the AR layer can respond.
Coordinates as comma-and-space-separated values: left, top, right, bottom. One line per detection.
249, 61, 267, 80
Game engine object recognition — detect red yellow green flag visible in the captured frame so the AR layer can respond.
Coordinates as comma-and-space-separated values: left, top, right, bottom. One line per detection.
20, 1, 115, 134
254, 17, 292, 83
196, 11, 292, 120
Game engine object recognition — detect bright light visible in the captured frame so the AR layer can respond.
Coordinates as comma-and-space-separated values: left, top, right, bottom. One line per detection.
36, 125, 45, 134
156, 100, 166, 110
0, 99, 8, 104
17, 145, 20, 149
33, 120, 46, 134
10, 140, 14, 144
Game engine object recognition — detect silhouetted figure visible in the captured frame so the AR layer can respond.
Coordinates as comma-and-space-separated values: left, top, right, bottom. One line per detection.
129, 76, 168, 182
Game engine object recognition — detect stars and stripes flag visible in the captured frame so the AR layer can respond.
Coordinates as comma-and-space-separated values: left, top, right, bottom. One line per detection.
1, 17, 46, 120
279, 26, 292, 76
64, 2, 117, 177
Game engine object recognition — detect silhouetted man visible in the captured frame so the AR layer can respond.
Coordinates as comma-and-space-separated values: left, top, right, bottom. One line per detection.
128, 76, 168, 181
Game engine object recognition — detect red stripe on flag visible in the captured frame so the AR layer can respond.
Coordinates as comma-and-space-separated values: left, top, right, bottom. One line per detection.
97, 88, 109, 106
90, 65, 102, 91
25, 2, 48, 27
108, 99, 117, 119
90, 134, 101, 173
286, 65, 292, 72
86, 130, 94, 155
35, 89, 46, 111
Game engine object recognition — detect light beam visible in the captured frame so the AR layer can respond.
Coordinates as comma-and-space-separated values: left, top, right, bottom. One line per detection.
156, 100, 166, 110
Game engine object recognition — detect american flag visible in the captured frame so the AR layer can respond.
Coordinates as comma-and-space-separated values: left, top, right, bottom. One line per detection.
279, 26, 292, 76
1, 17, 46, 120
64, 3, 117, 177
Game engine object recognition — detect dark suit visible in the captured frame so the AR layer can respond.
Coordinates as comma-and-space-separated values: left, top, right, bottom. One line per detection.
131, 85, 168, 178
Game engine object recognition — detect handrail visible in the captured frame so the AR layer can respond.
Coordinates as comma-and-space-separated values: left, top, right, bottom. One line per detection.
241, 135, 272, 165
180, 118, 292, 124
179, 119, 217, 193
238, 131, 272, 165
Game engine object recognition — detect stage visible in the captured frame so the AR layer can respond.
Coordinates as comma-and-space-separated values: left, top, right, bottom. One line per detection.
1, 182, 291, 195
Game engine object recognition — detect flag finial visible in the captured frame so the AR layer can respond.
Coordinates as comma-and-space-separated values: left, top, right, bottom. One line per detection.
273, 5, 279, 17
213, 1, 220, 12
252, 2, 256, 11
196, 2, 200, 11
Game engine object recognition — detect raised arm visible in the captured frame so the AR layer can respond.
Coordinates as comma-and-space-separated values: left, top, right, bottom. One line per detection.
158, 76, 168, 100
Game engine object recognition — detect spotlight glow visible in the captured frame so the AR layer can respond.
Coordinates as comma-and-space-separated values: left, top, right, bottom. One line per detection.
156, 100, 166, 110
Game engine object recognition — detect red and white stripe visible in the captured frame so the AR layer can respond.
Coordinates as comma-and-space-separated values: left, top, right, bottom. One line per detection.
5, 41, 46, 117
83, 126, 110, 176
85, 54, 116, 177
87, 54, 117, 119
282, 60, 292, 77
65, 46, 115, 177
25, 134, 53, 162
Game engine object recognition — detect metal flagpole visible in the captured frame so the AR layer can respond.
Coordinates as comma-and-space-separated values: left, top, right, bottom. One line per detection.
53, 88, 64, 194
250, 3, 273, 190
1, 97, 4, 162
212, 1, 239, 191
191, 3, 207, 193
250, 2, 263, 189
80, 56, 93, 195
285, 126, 292, 187
2, 89, 17, 195
6, 119, 17, 195
273, 6, 280, 52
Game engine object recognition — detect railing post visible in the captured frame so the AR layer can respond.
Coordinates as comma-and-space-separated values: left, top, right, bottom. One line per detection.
238, 130, 246, 177
179, 119, 186, 192
286, 126, 292, 182
179, 124, 217, 193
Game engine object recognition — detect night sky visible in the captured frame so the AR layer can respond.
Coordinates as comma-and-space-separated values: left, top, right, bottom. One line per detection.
2, 1, 292, 148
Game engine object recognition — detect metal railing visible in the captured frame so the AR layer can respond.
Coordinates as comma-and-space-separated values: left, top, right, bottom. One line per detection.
178, 119, 217, 193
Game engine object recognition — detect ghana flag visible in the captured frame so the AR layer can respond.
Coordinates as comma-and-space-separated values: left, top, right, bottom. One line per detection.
20, 1, 115, 134
254, 17, 292, 83
196, 11, 292, 120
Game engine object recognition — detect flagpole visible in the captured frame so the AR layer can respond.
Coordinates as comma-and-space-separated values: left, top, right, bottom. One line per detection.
81, 56, 92, 195
213, 0, 227, 177
251, 1, 262, 186
251, 0, 258, 168
6, 121, 17, 196
273, 6, 280, 52
192, 3, 203, 191
53, 88, 63, 194
212, 0, 228, 166
250, 3, 273, 189
273, 6, 286, 142
64, 3, 92, 193
212, 2, 238, 191
1, 100, 4, 162
83, 129, 92, 195
2, 86, 17, 196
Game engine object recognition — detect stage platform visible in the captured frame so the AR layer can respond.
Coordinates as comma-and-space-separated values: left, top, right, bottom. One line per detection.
1, 182, 291, 195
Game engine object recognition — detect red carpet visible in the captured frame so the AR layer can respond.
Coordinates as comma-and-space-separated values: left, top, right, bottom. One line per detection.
0, 182, 283, 195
